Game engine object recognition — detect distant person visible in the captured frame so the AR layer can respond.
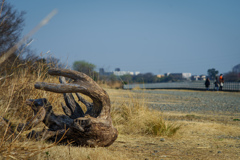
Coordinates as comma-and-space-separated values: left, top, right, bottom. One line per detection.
214, 77, 219, 91
219, 74, 224, 91
205, 78, 210, 90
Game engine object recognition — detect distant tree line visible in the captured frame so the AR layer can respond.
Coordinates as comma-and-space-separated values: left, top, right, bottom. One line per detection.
207, 67, 240, 82
119, 73, 177, 84
73, 61, 240, 85
72, 60, 184, 85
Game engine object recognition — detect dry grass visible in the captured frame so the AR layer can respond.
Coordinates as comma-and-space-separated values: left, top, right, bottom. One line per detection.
98, 80, 123, 89
110, 90, 181, 136
0, 63, 181, 159
34, 145, 129, 160
107, 89, 240, 159
0, 63, 64, 159
1, 62, 239, 159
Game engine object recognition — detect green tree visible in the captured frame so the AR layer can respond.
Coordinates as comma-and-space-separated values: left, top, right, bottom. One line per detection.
207, 68, 219, 80
158, 75, 174, 82
131, 72, 157, 83
120, 74, 133, 84
73, 60, 96, 76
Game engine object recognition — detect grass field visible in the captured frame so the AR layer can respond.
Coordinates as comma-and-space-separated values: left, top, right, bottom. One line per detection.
0, 68, 240, 160
106, 89, 240, 160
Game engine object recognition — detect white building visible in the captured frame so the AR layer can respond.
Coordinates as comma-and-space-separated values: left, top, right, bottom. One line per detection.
182, 73, 192, 79
164, 73, 192, 80
113, 71, 140, 76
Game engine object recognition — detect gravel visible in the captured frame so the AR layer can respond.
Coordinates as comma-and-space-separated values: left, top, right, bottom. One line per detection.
131, 90, 240, 115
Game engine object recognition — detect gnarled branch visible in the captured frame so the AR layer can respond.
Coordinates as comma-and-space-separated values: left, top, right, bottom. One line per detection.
23, 68, 117, 147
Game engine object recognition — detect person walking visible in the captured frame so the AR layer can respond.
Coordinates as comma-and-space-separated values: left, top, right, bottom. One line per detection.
214, 77, 219, 91
219, 74, 224, 91
205, 77, 210, 90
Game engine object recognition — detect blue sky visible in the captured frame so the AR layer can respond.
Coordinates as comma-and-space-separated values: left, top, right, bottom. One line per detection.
10, 0, 240, 75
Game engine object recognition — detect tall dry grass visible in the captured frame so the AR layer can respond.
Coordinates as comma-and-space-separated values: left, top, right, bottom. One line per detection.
0, 61, 181, 159
0, 62, 65, 159
0, 63, 62, 119
111, 91, 181, 136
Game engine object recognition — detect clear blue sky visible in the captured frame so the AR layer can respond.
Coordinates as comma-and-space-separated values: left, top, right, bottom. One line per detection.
10, 0, 240, 75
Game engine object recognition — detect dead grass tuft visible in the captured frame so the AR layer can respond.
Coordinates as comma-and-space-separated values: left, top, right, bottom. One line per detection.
111, 91, 181, 136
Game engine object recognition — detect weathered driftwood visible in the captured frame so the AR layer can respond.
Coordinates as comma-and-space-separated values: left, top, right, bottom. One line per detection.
19, 68, 118, 147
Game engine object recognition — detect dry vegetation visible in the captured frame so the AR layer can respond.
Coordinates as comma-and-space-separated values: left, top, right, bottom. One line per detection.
0, 66, 239, 160
0, 64, 182, 159
107, 89, 240, 160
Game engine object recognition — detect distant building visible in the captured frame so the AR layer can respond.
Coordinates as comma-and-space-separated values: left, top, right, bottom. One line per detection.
182, 73, 191, 79
191, 75, 200, 81
191, 75, 206, 81
199, 75, 206, 81
157, 75, 164, 78
99, 68, 140, 76
165, 73, 192, 80
164, 73, 171, 76
113, 71, 140, 76
99, 68, 113, 76
135, 71, 140, 75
